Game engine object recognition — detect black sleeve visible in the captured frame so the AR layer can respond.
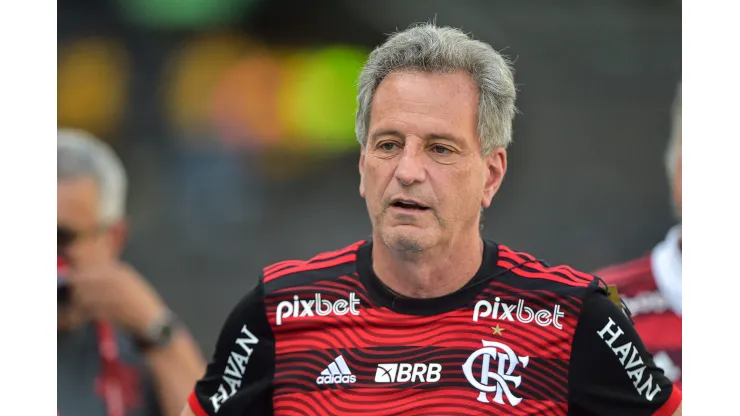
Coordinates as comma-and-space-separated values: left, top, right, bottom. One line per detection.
568, 290, 681, 416
188, 280, 275, 416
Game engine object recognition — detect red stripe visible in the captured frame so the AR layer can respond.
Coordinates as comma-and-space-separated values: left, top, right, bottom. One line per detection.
633, 313, 682, 351
263, 241, 364, 282
600, 263, 652, 283
653, 384, 681, 416
264, 259, 303, 275
552, 263, 593, 281
522, 258, 588, 284
264, 254, 357, 284
187, 391, 209, 416
498, 259, 584, 287
531, 262, 591, 285
498, 246, 592, 285
498, 245, 541, 262
307, 240, 364, 262
499, 249, 577, 282
595, 256, 652, 282
497, 245, 527, 261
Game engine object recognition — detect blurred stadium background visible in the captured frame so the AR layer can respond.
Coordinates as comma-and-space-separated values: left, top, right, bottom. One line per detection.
58, 0, 681, 353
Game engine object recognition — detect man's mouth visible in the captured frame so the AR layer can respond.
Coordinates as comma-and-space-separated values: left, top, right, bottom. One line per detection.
390, 199, 430, 211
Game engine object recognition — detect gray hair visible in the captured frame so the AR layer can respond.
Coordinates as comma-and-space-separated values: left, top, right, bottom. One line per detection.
57, 128, 128, 225
355, 23, 517, 156
665, 82, 682, 184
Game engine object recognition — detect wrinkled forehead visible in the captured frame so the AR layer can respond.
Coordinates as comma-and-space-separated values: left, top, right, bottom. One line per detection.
369, 71, 480, 144
57, 177, 100, 228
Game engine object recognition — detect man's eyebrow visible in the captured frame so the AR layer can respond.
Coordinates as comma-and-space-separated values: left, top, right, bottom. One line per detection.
369, 130, 467, 145
428, 132, 465, 144
369, 129, 405, 143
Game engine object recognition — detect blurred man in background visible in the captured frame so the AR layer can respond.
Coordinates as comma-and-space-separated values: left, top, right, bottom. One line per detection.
594, 83, 682, 389
58, 129, 205, 416
183, 24, 681, 416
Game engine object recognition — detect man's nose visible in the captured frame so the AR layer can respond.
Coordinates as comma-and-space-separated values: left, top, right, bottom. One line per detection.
394, 138, 427, 186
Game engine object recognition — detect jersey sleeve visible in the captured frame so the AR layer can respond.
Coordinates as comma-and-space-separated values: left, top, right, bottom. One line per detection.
188, 279, 275, 416
568, 290, 681, 416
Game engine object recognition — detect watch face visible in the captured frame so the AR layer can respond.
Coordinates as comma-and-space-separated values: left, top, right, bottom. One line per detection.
160, 323, 173, 341
151, 315, 178, 346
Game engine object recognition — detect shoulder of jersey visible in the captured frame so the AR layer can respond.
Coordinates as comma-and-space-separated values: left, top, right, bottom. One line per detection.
497, 244, 597, 288
261, 240, 366, 285
592, 254, 653, 286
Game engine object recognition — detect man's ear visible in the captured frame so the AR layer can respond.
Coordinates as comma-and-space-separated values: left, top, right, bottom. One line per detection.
359, 150, 366, 199
107, 219, 128, 258
481, 148, 507, 209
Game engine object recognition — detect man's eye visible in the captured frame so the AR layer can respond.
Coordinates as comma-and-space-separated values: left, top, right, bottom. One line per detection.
380, 142, 398, 151
431, 145, 451, 154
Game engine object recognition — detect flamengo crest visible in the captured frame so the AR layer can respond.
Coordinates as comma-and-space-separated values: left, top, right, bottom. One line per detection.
462, 340, 529, 406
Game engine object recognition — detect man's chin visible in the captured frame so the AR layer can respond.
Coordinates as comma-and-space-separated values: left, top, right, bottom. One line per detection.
381, 227, 434, 253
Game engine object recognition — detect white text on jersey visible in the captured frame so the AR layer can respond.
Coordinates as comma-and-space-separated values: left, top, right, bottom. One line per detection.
209, 325, 259, 413
375, 363, 442, 383
473, 297, 565, 330
316, 355, 357, 385
276, 293, 360, 326
598, 317, 663, 401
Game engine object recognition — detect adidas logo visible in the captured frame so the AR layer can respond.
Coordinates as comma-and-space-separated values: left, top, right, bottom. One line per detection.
316, 355, 357, 385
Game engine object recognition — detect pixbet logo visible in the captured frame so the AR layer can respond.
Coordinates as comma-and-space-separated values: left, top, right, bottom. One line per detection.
276, 293, 360, 326
473, 297, 565, 330
462, 340, 529, 406
375, 363, 442, 383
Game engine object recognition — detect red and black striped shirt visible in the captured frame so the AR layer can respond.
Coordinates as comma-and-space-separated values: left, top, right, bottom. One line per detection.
595, 254, 682, 390
189, 239, 681, 415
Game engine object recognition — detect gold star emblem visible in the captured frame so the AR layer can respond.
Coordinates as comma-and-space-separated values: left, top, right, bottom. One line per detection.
491, 325, 505, 336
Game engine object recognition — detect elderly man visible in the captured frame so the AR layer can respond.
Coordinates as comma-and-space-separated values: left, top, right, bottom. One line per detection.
58, 129, 205, 416
595, 83, 683, 389
183, 24, 682, 415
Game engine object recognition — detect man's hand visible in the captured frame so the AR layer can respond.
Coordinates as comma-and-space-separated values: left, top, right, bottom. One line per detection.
67, 260, 205, 416
66, 261, 167, 335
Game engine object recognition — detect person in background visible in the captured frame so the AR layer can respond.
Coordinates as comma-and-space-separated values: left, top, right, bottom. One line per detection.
594, 83, 682, 389
58, 128, 206, 416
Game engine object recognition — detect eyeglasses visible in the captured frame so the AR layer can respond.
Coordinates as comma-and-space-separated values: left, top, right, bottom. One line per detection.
58, 226, 78, 251
58, 225, 104, 252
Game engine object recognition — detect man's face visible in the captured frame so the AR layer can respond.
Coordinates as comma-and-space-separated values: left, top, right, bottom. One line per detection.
359, 70, 506, 252
57, 177, 121, 267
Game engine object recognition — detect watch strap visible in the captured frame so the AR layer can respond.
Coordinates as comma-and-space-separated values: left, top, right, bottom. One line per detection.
134, 310, 180, 352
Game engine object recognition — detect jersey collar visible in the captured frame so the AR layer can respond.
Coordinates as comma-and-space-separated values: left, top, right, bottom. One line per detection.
357, 238, 503, 316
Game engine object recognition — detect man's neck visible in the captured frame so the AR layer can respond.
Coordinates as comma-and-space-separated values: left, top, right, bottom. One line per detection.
372, 233, 484, 299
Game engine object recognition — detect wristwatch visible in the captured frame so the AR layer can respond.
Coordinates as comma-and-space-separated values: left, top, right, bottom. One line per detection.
134, 310, 181, 352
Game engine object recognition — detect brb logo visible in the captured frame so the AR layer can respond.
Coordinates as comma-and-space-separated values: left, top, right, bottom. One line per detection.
473, 297, 565, 330
276, 293, 360, 326
462, 340, 529, 407
375, 363, 442, 383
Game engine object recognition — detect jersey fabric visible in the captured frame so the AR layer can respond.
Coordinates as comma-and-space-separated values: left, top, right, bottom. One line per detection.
57, 323, 161, 416
189, 239, 681, 416
594, 225, 682, 390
